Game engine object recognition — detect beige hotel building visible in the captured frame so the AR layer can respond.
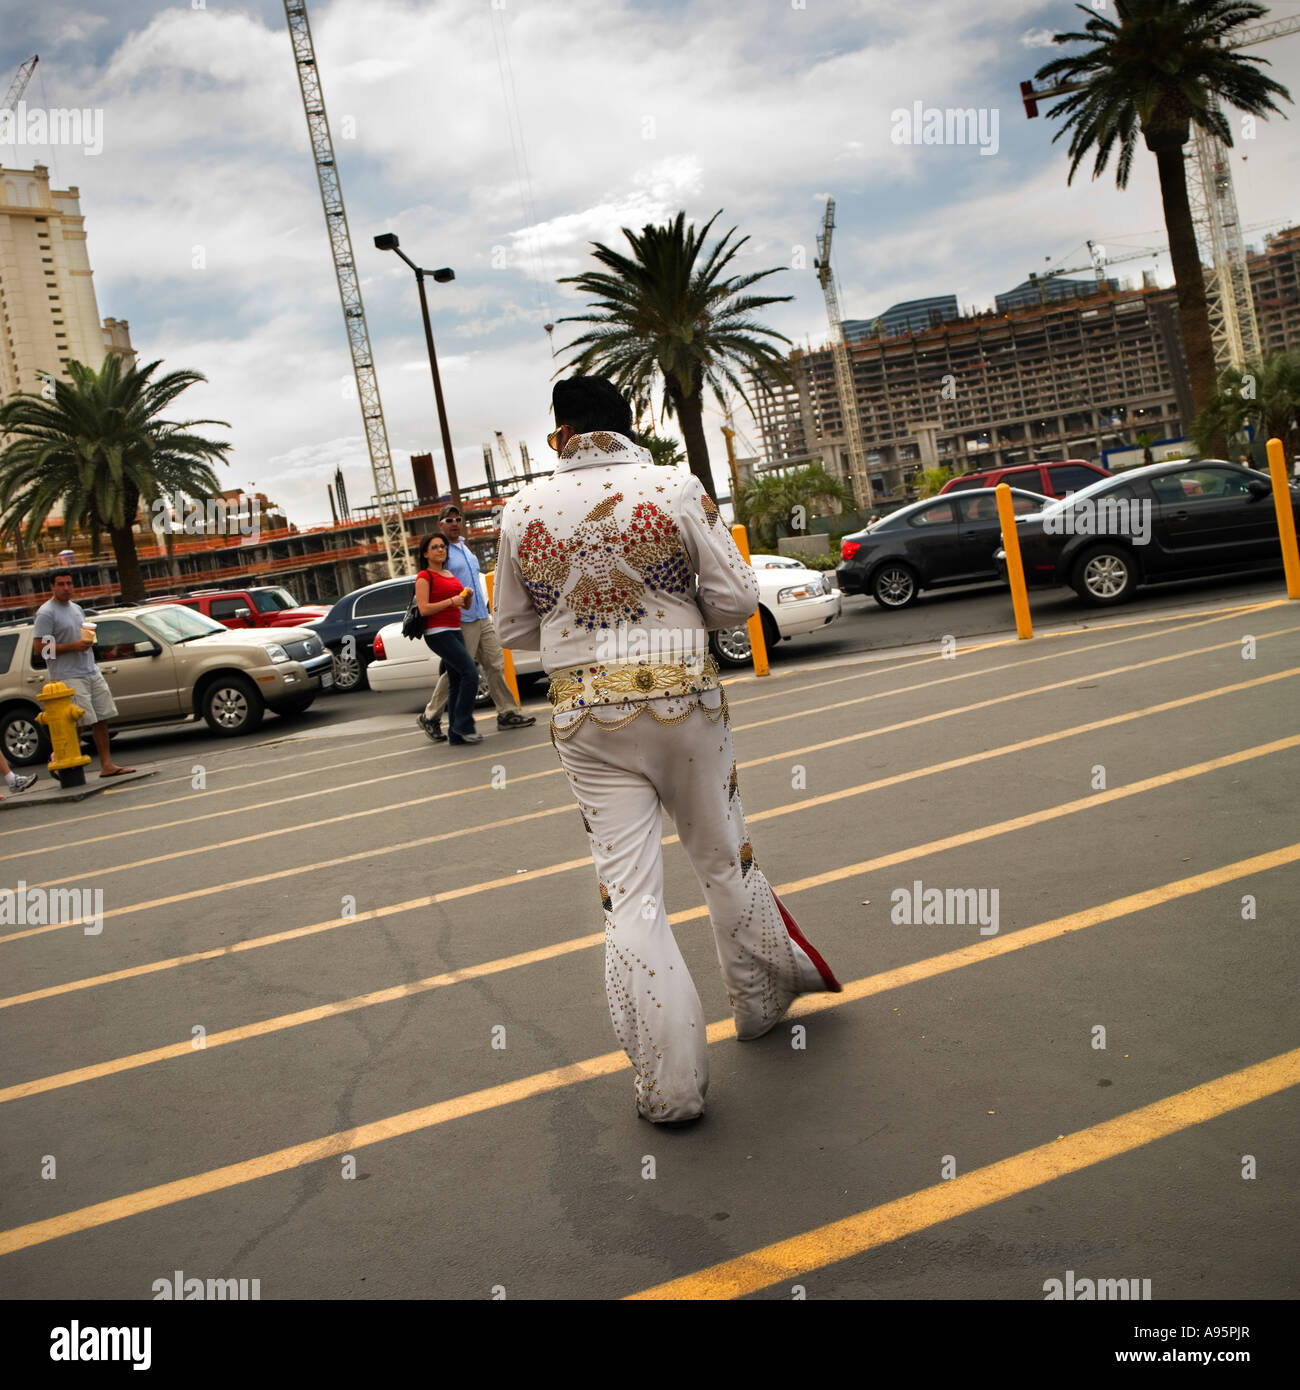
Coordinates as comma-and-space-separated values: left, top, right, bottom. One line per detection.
0, 162, 134, 401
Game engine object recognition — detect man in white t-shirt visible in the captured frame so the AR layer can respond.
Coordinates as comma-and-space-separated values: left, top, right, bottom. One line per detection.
31, 572, 134, 777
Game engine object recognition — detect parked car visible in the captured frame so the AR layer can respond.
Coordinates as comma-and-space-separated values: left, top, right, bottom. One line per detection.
940, 459, 1109, 499
0, 603, 334, 766
367, 621, 545, 702
838, 488, 1050, 608
307, 576, 416, 693
708, 554, 842, 667
150, 586, 329, 630
994, 459, 1300, 606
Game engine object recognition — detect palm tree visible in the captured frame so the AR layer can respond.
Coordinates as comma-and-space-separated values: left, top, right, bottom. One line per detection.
633, 430, 687, 468
914, 466, 954, 498
556, 211, 794, 497
1034, 1, 1291, 418
738, 463, 854, 548
1191, 351, 1300, 459
0, 355, 231, 602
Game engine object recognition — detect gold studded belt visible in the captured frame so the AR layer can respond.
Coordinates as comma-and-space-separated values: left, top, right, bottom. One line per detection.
548, 656, 720, 715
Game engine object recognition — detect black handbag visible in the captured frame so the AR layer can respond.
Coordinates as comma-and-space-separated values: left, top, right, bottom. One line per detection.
401, 574, 426, 640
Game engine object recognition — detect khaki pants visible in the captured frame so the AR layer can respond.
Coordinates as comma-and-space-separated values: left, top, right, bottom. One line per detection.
551, 687, 838, 1122
423, 616, 521, 720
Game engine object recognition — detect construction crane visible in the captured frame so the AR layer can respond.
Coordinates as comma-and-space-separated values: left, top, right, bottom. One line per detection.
282, 1, 412, 577
1, 55, 37, 115
1051, 240, 1160, 284
813, 198, 872, 509
494, 430, 517, 485
1021, 14, 1300, 373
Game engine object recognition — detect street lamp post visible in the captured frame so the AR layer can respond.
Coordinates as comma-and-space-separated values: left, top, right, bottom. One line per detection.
374, 233, 461, 508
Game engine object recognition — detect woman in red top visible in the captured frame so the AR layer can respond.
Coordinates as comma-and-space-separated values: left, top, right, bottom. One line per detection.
416, 534, 480, 744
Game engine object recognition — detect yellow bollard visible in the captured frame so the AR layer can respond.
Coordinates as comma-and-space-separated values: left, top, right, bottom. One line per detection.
1265, 438, 1300, 600
729, 523, 769, 676
996, 483, 1034, 640
35, 681, 91, 788
483, 570, 522, 705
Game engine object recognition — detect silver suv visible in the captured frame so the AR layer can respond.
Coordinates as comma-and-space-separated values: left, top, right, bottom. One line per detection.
0, 603, 334, 766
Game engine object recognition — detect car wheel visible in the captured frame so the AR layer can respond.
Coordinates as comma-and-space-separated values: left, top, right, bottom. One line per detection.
1, 707, 49, 767
201, 675, 266, 736
1072, 544, 1137, 606
709, 612, 778, 668
872, 563, 919, 609
272, 694, 315, 718
330, 647, 368, 693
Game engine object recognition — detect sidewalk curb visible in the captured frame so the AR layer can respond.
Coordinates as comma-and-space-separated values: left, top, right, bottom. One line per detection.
0, 766, 157, 809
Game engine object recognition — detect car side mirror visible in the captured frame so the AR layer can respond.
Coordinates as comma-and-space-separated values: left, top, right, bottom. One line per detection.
1246, 478, 1270, 499
134, 640, 162, 657
234, 607, 252, 622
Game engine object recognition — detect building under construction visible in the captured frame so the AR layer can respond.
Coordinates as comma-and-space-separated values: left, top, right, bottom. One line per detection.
752, 225, 1300, 500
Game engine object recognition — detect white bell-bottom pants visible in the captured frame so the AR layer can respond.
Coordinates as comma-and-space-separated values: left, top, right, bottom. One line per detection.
551, 686, 840, 1122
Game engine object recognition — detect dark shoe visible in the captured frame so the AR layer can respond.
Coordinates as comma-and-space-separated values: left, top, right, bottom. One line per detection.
497, 710, 536, 729
448, 732, 483, 745
417, 714, 446, 742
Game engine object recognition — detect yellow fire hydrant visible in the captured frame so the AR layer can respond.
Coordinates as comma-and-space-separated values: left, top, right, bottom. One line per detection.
35, 681, 91, 788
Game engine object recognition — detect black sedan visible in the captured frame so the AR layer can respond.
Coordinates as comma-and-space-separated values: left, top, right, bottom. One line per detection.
307, 575, 415, 692
838, 487, 1050, 608
994, 459, 1300, 606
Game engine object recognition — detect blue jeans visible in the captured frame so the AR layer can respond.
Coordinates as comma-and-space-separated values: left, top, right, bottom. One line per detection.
424, 630, 478, 737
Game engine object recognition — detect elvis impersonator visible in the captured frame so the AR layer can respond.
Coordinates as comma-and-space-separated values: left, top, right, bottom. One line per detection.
493, 376, 841, 1125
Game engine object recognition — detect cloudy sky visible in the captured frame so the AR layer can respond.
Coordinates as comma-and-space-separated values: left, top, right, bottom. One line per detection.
3, 0, 1299, 525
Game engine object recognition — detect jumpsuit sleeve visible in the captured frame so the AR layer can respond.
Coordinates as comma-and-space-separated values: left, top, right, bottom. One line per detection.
675, 472, 759, 629
491, 504, 543, 651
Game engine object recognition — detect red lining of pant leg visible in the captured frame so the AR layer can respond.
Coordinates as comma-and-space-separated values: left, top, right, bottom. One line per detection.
772, 889, 842, 992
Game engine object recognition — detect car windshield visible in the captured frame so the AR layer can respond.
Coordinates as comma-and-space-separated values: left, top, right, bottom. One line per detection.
252, 588, 298, 613
137, 605, 228, 643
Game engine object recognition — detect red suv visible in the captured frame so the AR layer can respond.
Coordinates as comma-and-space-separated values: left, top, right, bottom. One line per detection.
940, 459, 1109, 500
155, 586, 329, 630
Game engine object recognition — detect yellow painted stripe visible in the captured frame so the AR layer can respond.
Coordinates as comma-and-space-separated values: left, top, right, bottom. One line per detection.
18, 625, 1299, 894
3, 847, 1296, 1257
2, 687, 1295, 981
4, 840, 1294, 1107
627, 1047, 1300, 1299
0, 597, 1279, 845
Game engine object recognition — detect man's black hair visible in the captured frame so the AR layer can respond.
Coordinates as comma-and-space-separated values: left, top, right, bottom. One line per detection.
51, 569, 74, 583
552, 375, 633, 436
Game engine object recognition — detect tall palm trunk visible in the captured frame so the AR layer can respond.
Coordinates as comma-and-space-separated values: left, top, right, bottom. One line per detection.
668, 376, 717, 498
1149, 137, 1218, 425
109, 525, 146, 603
108, 480, 145, 603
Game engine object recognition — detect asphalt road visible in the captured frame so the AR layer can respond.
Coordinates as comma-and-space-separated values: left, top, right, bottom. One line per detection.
1, 575, 1297, 1304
